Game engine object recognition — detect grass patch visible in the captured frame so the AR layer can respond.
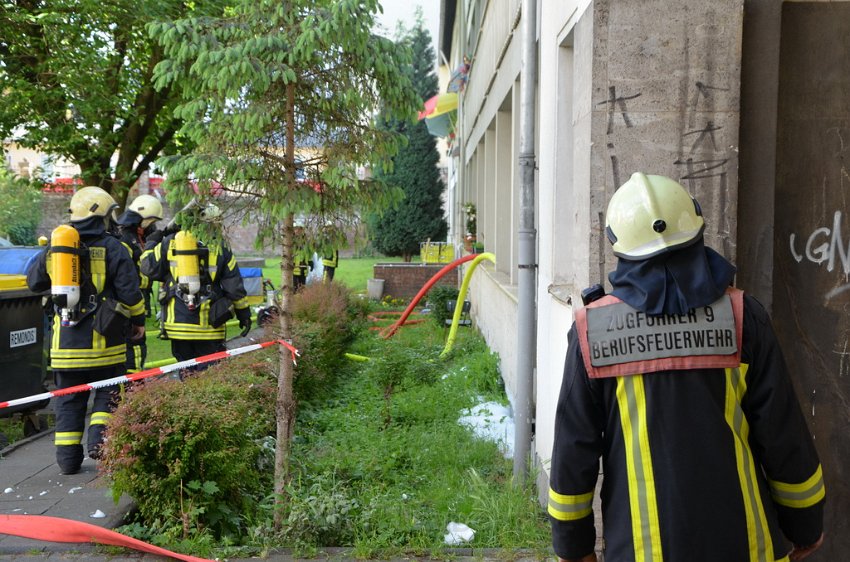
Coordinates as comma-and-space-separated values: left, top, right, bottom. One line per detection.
114, 302, 550, 559
281, 319, 550, 557
261, 256, 410, 294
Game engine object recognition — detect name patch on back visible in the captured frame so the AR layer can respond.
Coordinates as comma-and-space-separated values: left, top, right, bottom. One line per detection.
585, 295, 737, 367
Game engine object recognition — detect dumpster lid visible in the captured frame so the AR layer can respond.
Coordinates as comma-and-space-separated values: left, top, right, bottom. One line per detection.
0, 247, 42, 275
239, 267, 263, 278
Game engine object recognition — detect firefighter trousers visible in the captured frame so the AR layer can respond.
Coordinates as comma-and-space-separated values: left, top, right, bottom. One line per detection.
53, 364, 123, 474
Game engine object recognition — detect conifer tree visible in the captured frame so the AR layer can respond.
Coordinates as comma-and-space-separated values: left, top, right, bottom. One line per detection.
369, 12, 448, 261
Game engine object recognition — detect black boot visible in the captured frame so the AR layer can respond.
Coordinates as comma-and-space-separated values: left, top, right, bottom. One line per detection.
57, 444, 84, 475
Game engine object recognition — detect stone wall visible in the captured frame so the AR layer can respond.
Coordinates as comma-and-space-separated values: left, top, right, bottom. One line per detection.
373, 263, 458, 299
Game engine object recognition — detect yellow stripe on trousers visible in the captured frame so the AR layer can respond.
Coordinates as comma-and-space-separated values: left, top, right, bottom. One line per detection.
725, 364, 775, 562
616, 375, 663, 562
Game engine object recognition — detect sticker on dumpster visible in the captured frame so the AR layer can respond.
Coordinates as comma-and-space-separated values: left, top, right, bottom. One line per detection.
9, 328, 37, 348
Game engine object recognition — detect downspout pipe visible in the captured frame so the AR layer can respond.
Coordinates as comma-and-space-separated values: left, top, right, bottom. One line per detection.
514, 0, 537, 485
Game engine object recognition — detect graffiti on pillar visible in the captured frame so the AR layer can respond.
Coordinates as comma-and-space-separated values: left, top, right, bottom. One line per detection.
607, 142, 621, 187
684, 120, 722, 154
673, 157, 729, 180
789, 210, 850, 300
596, 86, 641, 134
597, 87, 641, 186
688, 81, 729, 129
675, 81, 732, 255
673, 80, 729, 182
676, 81, 730, 189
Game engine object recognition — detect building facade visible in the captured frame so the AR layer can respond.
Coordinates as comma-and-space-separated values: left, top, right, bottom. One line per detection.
440, 0, 849, 556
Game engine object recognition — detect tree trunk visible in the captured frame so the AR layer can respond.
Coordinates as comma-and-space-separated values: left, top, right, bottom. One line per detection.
78, 156, 112, 192
273, 81, 298, 530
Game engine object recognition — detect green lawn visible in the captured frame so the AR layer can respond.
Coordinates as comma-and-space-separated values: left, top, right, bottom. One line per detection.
144, 256, 411, 364
260, 255, 410, 294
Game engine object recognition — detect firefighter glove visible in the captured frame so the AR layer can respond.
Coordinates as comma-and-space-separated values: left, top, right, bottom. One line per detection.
236, 307, 252, 337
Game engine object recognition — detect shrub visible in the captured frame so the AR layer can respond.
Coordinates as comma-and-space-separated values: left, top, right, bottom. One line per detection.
100, 356, 277, 540
288, 282, 367, 400
279, 473, 359, 550
426, 284, 459, 328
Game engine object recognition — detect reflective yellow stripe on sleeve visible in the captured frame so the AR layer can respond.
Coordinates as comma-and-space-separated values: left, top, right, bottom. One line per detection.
55, 431, 83, 446
725, 364, 774, 562
548, 488, 593, 521
89, 412, 113, 426
127, 299, 145, 317
768, 465, 825, 509
616, 375, 663, 562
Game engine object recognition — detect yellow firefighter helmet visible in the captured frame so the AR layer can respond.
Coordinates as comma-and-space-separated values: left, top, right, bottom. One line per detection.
605, 172, 705, 260
69, 186, 119, 223
127, 194, 163, 229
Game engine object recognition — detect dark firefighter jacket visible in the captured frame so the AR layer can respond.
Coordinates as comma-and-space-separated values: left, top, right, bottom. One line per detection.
118, 227, 150, 291
549, 292, 824, 562
26, 220, 146, 370
118, 226, 150, 372
140, 233, 248, 341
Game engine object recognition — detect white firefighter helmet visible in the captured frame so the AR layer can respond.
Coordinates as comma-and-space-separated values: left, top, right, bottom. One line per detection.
69, 186, 119, 223
605, 172, 705, 260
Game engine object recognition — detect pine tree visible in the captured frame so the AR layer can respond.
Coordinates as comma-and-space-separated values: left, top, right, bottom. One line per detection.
369, 11, 448, 261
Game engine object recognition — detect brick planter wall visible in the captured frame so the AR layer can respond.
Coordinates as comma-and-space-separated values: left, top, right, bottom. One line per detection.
373, 263, 458, 299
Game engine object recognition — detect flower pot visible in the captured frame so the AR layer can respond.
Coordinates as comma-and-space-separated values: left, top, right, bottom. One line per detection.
367, 278, 385, 300
464, 235, 476, 253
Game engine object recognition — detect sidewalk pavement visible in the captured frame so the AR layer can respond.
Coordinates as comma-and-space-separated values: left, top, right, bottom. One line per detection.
0, 431, 558, 562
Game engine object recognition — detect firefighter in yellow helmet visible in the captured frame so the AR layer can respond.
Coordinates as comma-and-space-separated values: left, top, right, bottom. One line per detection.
140, 202, 251, 366
26, 186, 145, 475
549, 173, 824, 562
115, 194, 164, 372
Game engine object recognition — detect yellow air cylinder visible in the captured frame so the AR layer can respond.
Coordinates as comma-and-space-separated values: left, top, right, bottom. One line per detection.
49, 224, 81, 326
175, 230, 201, 309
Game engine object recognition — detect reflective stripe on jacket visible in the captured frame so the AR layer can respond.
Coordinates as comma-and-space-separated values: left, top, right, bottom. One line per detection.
141, 233, 248, 341
321, 250, 338, 268
549, 293, 824, 562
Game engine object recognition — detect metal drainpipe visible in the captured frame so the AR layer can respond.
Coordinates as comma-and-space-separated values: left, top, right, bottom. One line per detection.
514, 0, 537, 485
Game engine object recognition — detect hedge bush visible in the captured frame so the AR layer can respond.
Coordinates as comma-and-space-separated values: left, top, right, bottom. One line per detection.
101, 281, 367, 540
100, 358, 277, 539
426, 284, 459, 328
288, 281, 368, 400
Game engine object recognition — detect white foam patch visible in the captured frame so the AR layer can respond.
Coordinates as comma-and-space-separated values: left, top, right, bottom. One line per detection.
458, 400, 515, 459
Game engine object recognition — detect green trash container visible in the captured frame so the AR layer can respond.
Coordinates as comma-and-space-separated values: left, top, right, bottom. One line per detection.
0, 274, 50, 419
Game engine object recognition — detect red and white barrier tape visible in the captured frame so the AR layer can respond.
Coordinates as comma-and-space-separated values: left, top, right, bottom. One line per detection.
0, 339, 300, 410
